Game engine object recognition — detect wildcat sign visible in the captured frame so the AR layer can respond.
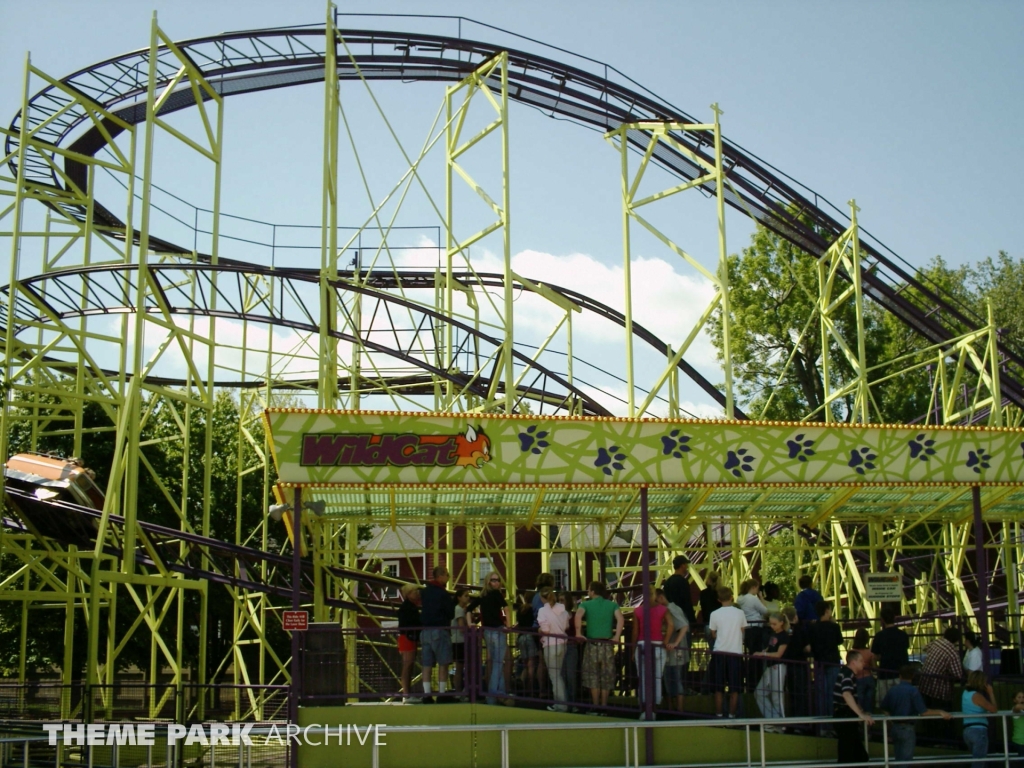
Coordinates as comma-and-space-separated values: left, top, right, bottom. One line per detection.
301, 426, 491, 469
264, 409, 1024, 487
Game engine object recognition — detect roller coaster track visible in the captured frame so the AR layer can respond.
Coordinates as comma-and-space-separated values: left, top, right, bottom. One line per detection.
5, 20, 1023, 411
0, 263, 737, 417
8, 486, 1012, 625
2, 485, 401, 618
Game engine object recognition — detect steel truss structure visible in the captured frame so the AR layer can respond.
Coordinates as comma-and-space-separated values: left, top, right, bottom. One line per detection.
1, 8, 1022, 721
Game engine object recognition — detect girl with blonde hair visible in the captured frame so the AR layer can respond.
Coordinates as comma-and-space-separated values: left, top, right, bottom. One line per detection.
467, 572, 509, 705
753, 611, 790, 725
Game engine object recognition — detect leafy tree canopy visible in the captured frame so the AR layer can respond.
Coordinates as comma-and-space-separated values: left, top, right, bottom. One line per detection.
711, 223, 1022, 423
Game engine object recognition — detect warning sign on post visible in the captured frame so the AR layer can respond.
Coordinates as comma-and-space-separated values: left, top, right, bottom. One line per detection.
865, 573, 903, 602
282, 610, 309, 631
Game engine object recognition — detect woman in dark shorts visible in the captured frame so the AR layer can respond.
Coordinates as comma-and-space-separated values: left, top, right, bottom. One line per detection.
398, 583, 421, 703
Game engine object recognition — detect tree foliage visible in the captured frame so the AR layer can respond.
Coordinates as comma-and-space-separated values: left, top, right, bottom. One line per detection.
973, 250, 1024, 354
758, 527, 797, 605
712, 222, 1023, 423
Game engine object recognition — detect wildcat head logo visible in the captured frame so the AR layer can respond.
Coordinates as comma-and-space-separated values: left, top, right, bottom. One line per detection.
453, 425, 491, 468
301, 424, 493, 470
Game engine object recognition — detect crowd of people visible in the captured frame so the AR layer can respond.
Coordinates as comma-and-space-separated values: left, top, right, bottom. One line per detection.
392, 562, 1024, 765
394, 565, 625, 712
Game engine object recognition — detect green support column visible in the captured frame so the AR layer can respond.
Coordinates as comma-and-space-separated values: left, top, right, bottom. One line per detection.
18, 572, 28, 684
0, 54, 31, 504
61, 549, 77, 721
817, 200, 871, 424
499, 52, 514, 413
321, 3, 341, 410
711, 104, 734, 419
444, 51, 513, 412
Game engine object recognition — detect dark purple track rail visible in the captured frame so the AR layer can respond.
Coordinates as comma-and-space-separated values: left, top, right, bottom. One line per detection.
2, 485, 400, 617
0, 262, 732, 417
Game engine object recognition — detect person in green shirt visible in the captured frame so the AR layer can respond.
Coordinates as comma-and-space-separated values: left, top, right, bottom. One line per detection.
574, 581, 624, 710
1012, 690, 1024, 761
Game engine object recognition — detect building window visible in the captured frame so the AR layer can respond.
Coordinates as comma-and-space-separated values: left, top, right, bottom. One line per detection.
382, 561, 400, 599
550, 552, 569, 590
474, 557, 497, 586
604, 553, 620, 587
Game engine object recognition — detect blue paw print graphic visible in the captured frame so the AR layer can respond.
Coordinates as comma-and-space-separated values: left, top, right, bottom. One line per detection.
518, 425, 550, 455
847, 447, 877, 475
908, 434, 937, 461
724, 447, 756, 478
966, 449, 991, 474
594, 446, 627, 476
786, 433, 816, 462
660, 429, 692, 458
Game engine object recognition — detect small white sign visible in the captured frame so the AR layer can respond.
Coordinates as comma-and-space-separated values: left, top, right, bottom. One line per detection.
865, 573, 903, 602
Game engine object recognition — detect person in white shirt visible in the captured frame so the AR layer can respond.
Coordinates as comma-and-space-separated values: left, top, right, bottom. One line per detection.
760, 582, 782, 614
736, 579, 770, 697
963, 631, 984, 673
709, 586, 748, 717
736, 579, 770, 653
537, 586, 570, 712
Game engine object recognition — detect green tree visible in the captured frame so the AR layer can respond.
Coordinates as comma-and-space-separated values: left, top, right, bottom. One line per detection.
972, 250, 1024, 352
710, 222, 886, 421
709, 221, 1024, 424
867, 256, 975, 424
759, 527, 797, 605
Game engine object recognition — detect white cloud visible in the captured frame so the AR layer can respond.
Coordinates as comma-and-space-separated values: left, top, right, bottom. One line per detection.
393, 242, 719, 365
678, 400, 726, 420
390, 242, 725, 415
82, 243, 724, 415
112, 315, 324, 383
518, 249, 719, 367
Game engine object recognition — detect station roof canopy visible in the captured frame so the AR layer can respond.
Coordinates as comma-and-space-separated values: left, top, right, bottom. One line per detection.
264, 409, 1024, 526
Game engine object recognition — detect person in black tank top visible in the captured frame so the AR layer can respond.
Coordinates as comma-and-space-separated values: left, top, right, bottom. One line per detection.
753, 612, 790, 727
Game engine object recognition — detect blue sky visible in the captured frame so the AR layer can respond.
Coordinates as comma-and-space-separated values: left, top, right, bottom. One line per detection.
1, 1, 1022, 416
3, 0, 1021, 265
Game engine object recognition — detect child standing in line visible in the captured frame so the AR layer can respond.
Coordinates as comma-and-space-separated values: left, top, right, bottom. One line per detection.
632, 586, 674, 720
537, 587, 570, 712
397, 584, 422, 704
451, 589, 471, 699
850, 628, 876, 714
753, 611, 790, 728
559, 593, 580, 709
657, 588, 689, 715
1011, 690, 1024, 762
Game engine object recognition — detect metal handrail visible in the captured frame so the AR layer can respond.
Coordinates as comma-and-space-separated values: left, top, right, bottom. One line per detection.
1, 710, 1017, 768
